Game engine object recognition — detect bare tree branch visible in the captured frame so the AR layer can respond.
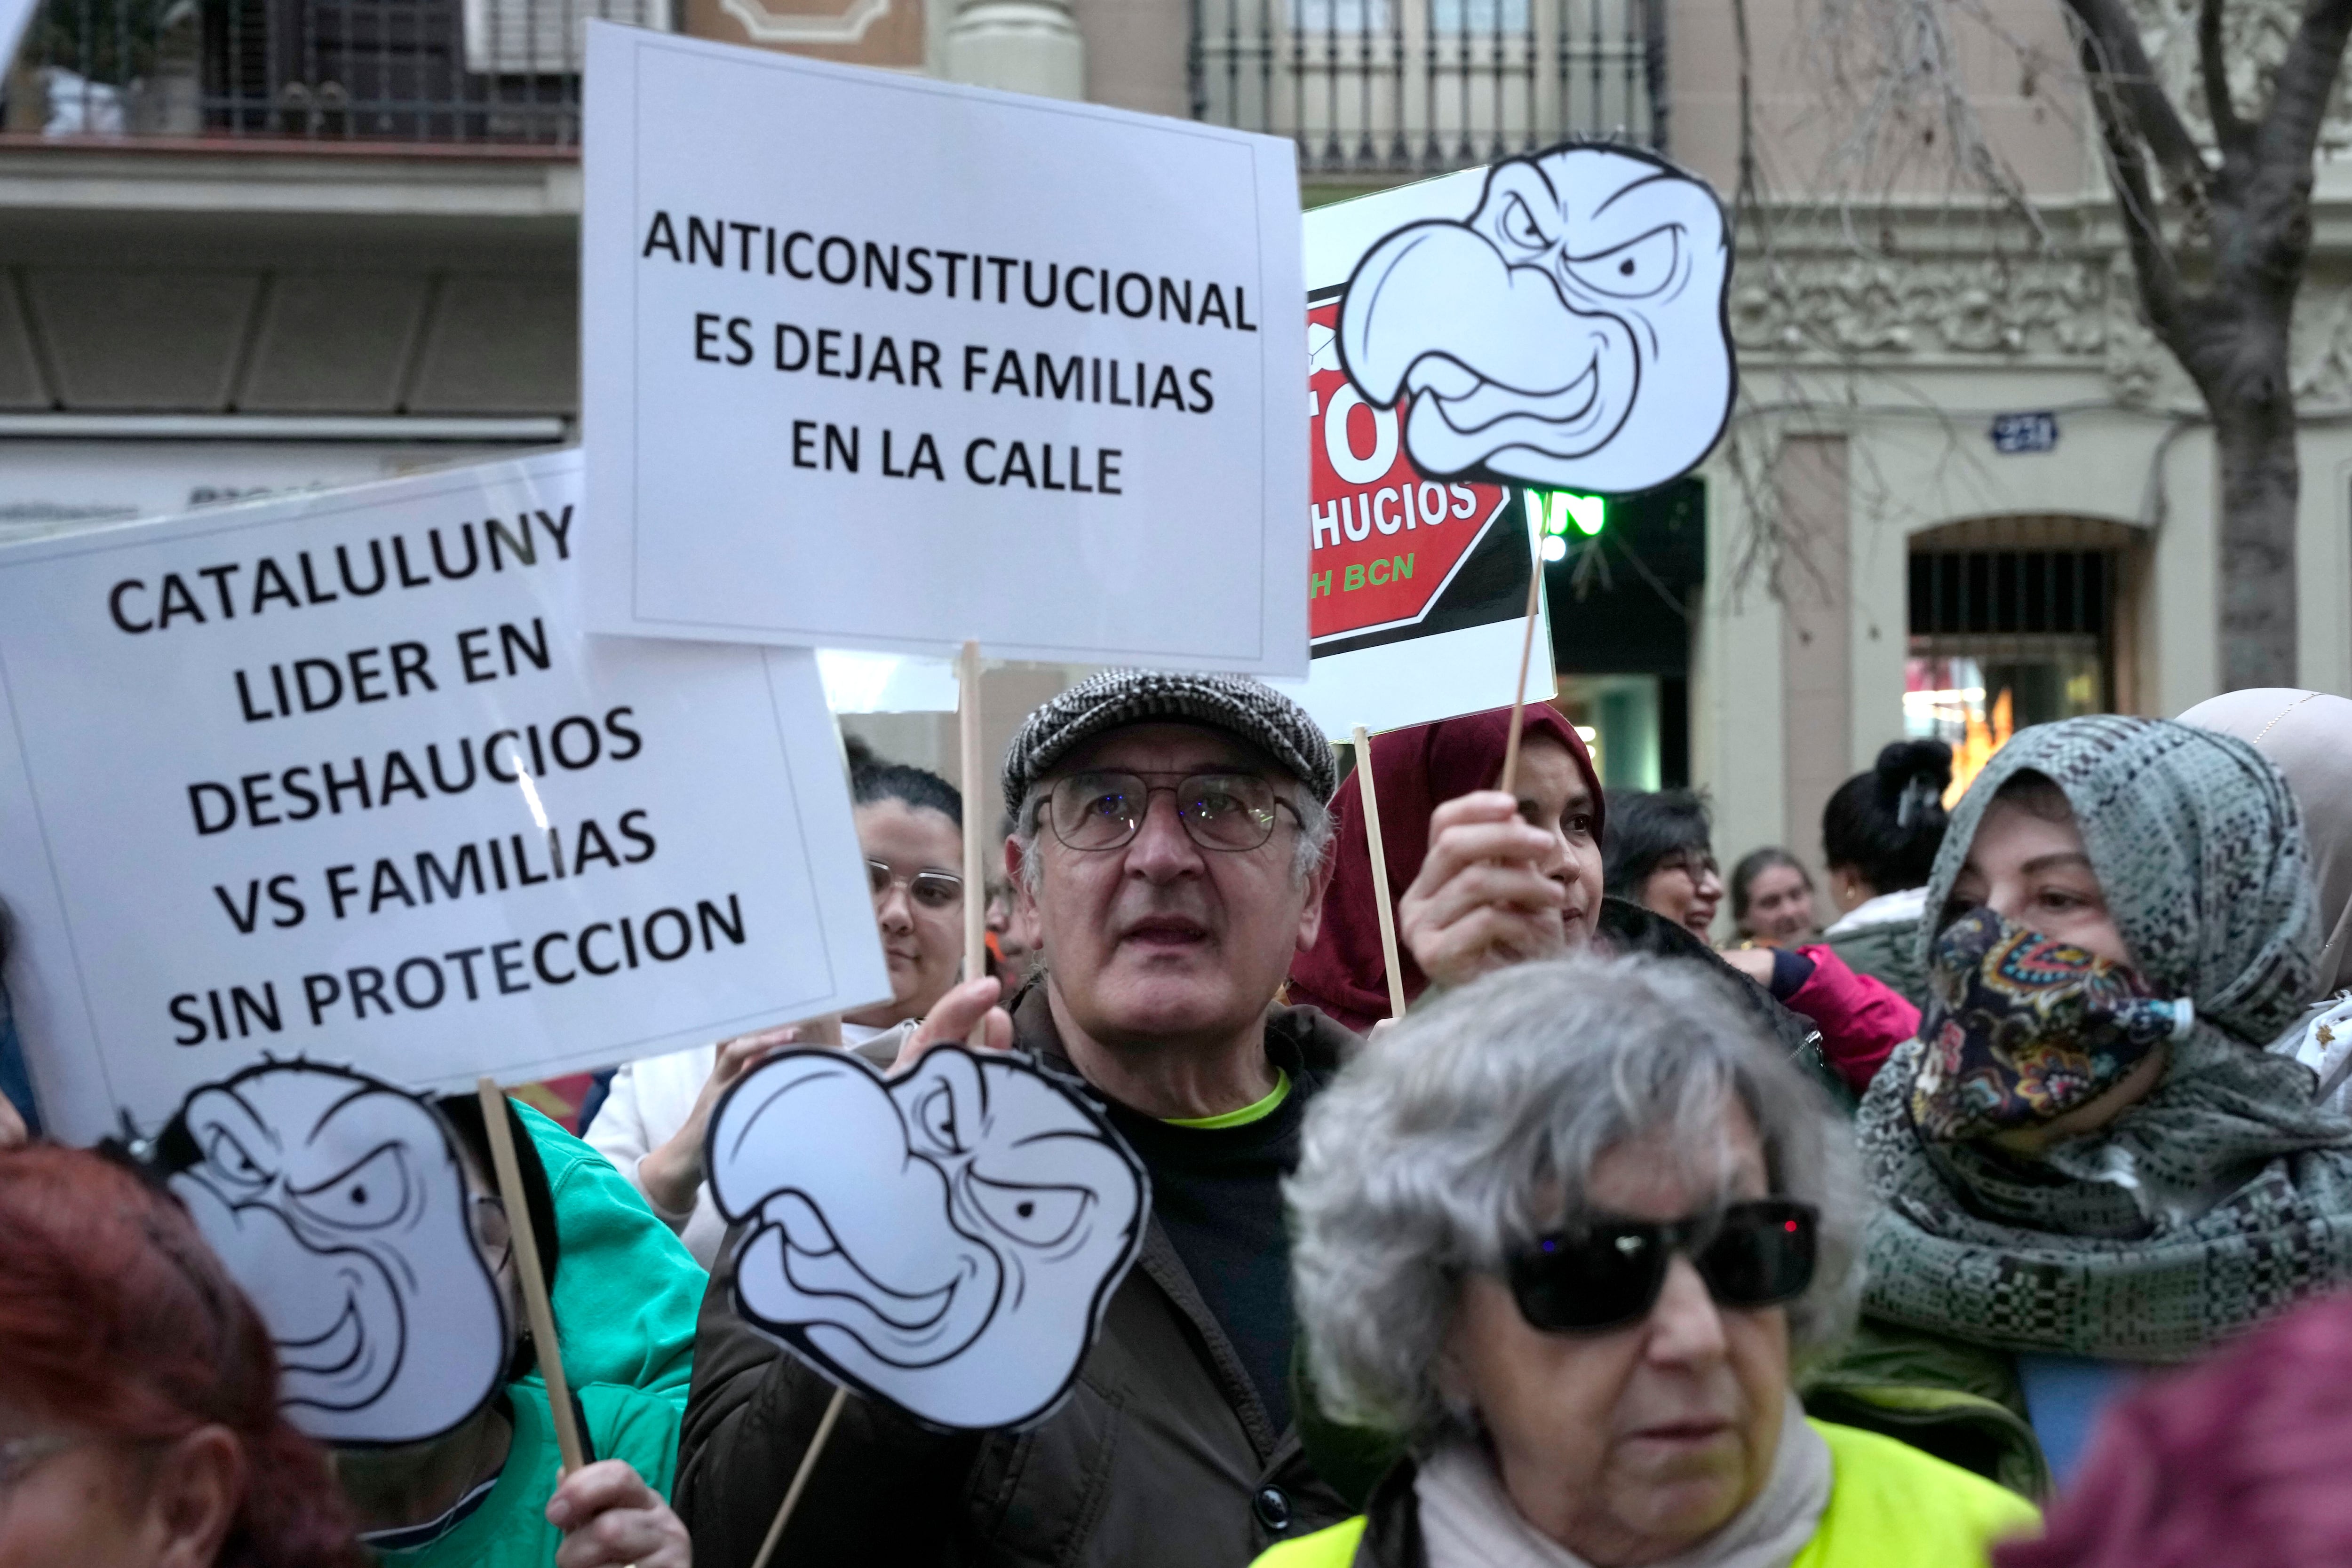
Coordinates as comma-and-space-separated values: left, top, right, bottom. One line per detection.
2195, 0, 2247, 153
2261, 0, 2352, 177
2058, 0, 2211, 198
2075, 23, 2190, 328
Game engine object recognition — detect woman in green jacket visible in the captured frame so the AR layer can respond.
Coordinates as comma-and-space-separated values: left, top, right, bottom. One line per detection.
1257, 954, 2036, 1568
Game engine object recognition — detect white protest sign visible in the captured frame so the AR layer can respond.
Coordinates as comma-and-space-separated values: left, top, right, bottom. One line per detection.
0, 451, 889, 1143
1, 0, 34, 94
1278, 172, 1554, 739
580, 23, 1308, 673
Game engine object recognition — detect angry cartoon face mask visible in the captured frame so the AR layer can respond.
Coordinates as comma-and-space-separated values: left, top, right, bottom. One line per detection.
1335, 143, 1732, 492
707, 1046, 1148, 1430
160, 1062, 509, 1445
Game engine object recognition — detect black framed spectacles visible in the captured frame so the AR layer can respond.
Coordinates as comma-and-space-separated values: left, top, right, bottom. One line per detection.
867, 861, 964, 911
1505, 1199, 1818, 1335
1044, 770, 1297, 854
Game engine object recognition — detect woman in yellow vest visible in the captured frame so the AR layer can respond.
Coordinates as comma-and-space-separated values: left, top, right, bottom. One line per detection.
1258, 954, 2038, 1568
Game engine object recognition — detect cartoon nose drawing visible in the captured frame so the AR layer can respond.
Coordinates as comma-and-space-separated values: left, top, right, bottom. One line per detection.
161, 1062, 509, 1447
1337, 145, 1732, 492
708, 1046, 1148, 1431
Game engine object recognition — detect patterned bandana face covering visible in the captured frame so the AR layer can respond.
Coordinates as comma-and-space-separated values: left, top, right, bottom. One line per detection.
1909, 905, 2196, 1143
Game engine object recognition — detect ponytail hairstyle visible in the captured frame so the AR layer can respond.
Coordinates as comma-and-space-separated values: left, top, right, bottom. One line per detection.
1820, 739, 1952, 897
0, 1145, 366, 1568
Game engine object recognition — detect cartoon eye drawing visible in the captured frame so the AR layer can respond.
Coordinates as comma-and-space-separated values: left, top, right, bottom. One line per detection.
1498, 193, 1548, 253
1336, 143, 1733, 492
156, 1063, 508, 1448
708, 1046, 1147, 1432
1565, 225, 1680, 300
967, 1173, 1091, 1250
914, 1080, 964, 1154
287, 1143, 413, 1234
201, 1124, 273, 1190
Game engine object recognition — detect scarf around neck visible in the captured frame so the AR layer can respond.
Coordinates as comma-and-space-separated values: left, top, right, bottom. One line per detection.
1862, 715, 2352, 1361
1418, 1395, 1829, 1568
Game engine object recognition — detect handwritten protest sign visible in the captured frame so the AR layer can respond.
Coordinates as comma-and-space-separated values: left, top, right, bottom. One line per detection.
0, 451, 888, 1142
579, 23, 1307, 673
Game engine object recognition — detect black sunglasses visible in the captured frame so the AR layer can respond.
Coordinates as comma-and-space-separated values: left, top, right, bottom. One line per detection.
1506, 1199, 1818, 1335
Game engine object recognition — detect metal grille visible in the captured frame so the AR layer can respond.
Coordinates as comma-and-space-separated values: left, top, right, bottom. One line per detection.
3, 0, 668, 143
1189, 0, 1663, 177
1908, 549, 2110, 638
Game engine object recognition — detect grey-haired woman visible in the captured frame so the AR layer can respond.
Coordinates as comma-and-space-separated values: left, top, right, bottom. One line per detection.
1258, 955, 2036, 1568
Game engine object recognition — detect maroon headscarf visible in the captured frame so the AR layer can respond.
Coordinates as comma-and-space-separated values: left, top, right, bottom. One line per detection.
1287, 704, 1603, 1033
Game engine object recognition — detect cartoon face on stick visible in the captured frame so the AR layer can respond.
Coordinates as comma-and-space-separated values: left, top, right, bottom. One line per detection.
1337, 144, 1732, 492
161, 1062, 509, 1446
708, 1046, 1148, 1431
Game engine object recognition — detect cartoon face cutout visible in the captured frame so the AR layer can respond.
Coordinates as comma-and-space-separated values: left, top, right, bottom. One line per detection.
707, 1046, 1148, 1430
161, 1062, 509, 1446
1337, 144, 1732, 492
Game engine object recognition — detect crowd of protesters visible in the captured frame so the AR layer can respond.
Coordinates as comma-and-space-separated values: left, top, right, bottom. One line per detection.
7, 675, 2352, 1568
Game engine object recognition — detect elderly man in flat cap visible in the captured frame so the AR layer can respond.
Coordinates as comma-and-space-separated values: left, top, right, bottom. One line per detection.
677, 670, 1357, 1568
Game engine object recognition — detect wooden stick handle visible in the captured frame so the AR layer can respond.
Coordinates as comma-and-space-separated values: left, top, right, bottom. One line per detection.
475, 1077, 586, 1476
958, 641, 986, 1029
1496, 530, 1547, 796
1352, 725, 1408, 1020
747, 1385, 850, 1568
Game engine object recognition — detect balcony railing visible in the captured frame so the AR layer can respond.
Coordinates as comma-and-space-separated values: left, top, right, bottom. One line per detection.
1191, 0, 1664, 177
0, 0, 667, 144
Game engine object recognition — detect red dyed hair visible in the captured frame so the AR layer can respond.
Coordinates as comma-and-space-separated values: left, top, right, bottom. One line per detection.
0, 1145, 364, 1568
1999, 1289, 2352, 1568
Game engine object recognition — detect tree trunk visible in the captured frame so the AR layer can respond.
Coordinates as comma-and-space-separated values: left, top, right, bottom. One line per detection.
2211, 396, 2302, 690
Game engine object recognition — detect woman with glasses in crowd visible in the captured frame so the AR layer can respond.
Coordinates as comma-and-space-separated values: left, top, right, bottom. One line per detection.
589, 759, 967, 1266
1259, 955, 2036, 1568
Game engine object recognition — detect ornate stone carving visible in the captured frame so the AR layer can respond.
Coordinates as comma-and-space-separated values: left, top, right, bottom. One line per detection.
1728, 255, 2110, 361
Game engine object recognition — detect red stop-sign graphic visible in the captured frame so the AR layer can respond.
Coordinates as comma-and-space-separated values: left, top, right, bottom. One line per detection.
1308, 300, 1511, 643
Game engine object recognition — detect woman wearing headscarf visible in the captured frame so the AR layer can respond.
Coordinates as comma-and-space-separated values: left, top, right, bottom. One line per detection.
1287, 705, 1603, 1034
1290, 707, 1878, 1102
1832, 715, 2348, 1494
2177, 689, 2352, 1110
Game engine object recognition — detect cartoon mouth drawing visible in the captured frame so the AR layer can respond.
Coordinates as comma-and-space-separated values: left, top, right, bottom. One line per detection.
1336, 144, 1733, 492
159, 1062, 509, 1447
708, 1046, 1148, 1431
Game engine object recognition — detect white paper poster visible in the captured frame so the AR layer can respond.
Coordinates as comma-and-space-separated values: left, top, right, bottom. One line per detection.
0, 451, 889, 1142
579, 23, 1308, 674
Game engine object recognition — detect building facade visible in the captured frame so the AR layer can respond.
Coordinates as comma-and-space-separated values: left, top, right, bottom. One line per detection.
4, 0, 2345, 880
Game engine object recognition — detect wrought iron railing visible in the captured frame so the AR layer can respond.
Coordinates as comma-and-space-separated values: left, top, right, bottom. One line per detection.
1190, 0, 1663, 175
0, 0, 665, 143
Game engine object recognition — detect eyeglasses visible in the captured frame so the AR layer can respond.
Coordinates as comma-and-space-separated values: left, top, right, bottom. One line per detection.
868, 861, 963, 911
1505, 1200, 1818, 1334
1045, 771, 1296, 854
1656, 851, 1721, 882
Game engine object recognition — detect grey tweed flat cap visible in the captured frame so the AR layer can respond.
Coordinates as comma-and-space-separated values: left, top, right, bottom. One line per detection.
1002, 670, 1338, 808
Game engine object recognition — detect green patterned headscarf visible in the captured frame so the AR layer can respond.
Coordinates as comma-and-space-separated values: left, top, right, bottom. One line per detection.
1915, 715, 2318, 1043
1862, 716, 2347, 1362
